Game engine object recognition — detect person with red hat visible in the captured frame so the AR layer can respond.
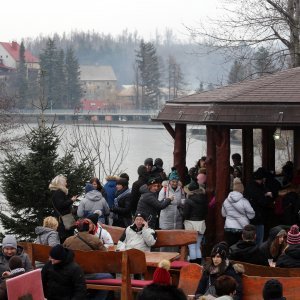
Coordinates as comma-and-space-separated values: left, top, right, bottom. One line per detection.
152, 259, 171, 285
276, 224, 300, 268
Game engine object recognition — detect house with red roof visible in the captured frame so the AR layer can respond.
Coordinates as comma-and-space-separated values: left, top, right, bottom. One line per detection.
0, 41, 39, 71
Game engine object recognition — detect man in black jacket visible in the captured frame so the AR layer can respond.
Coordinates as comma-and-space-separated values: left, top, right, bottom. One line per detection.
229, 224, 269, 266
136, 178, 172, 229
42, 244, 87, 300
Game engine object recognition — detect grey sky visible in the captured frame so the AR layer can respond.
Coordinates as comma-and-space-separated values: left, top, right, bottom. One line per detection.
2, 0, 221, 41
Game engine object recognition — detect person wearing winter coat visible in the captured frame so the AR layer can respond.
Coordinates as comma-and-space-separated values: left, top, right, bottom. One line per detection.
63, 219, 107, 252
103, 176, 118, 208
276, 224, 300, 268
131, 165, 149, 215
116, 213, 157, 251
111, 178, 133, 228
229, 225, 269, 266
136, 178, 172, 229
0, 256, 26, 300
35, 216, 60, 247
41, 244, 87, 300
0, 235, 32, 277
195, 242, 243, 300
260, 226, 287, 263
77, 183, 110, 224
86, 213, 114, 248
158, 170, 184, 230
244, 168, 273, 245
183, 181, 208, 264
49, 175, 78, 243
222, 178, 255, 247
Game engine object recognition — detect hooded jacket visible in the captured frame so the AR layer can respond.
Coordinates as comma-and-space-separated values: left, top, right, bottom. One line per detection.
229, 240, 268, 266
103, 176, 118, 208
158, 183, 184, 229
276, 244, 300, 268
0, 246, 33, 275
77, 190, 110, 222
35, 226, 60, 247
41, 249, 87, 300
136, 185, 171, 229
112, 188, 132, 228
222, 191, 255, 230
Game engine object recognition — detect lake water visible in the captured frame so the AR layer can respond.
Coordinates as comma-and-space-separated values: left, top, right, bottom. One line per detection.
60, 123, 243, 183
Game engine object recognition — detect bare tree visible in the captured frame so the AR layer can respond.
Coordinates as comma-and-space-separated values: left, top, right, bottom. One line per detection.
187, 0, 300, 68
62, 122, 130, 180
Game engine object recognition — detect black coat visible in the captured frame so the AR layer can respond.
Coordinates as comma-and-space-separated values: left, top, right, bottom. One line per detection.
131, 176, 148, 214
244, 181, 271, 225
136, 185, 171, 229
276, 244, 300, 268
112, 188, 133, 228
229, 240, 269, 266
51, 189, 74, 242
183, 190, 208, 221
195, 262, 243, 300
42, 249, 87, 300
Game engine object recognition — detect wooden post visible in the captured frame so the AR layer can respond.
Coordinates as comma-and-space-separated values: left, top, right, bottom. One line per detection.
204, 125, 217, 255
215, 126, 230, 242
242, 127, 254, 185
262, 127, 275, 171
174, 123, 187, 183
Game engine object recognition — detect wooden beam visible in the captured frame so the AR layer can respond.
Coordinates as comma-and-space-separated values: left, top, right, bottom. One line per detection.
163, 122, 175, 139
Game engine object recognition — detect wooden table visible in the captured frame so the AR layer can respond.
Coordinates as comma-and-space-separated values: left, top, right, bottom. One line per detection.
145, 251, 180, 267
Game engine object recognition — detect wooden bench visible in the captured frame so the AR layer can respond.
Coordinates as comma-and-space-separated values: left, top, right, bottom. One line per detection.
23, 242, 152, 300
232, 260, 300, 277
178, 263, 202, 297
243, 274, 300, 300
102, 224, 197, 260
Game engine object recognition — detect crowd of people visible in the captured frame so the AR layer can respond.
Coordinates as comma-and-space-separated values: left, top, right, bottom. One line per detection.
0, 154, 298, 299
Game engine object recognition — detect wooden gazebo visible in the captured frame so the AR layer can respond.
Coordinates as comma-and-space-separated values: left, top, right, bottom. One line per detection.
154, 67, 300, 244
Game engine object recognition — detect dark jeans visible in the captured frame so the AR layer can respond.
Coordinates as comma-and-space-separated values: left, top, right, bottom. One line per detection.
224, 229, 242, 247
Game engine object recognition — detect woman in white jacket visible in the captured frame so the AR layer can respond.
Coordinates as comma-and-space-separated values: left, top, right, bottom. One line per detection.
222, 178, 255, 247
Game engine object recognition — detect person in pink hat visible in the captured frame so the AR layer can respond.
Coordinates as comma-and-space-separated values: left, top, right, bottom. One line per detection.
276, 224, 300, 268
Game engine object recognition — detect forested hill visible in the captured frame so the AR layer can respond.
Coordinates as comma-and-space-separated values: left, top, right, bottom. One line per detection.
24, 30, 231, 89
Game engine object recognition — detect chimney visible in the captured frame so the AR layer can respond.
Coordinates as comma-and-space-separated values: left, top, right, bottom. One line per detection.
11, 41, 18, 50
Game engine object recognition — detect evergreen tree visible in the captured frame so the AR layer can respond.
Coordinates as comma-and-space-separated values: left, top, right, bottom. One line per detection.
0, 124, 93, 239
17, 42, 28, 108
65, 47, 82, 109
39, 39, 66, 109
136, 40, 161, 109
252, 47, 278, 77
227, 60, 248, 84
167, 55, 184, 100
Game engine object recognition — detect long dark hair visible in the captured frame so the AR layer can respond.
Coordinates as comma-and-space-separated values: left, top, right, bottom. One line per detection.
90, 177, 103, 192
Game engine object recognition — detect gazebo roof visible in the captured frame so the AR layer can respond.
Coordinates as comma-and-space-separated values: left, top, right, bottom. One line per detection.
154, 67, 300, 126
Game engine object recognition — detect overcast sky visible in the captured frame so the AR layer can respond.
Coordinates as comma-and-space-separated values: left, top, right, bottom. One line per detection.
2, 0, 222, 41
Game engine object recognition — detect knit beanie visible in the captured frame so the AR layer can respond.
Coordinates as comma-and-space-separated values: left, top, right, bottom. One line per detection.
287, 224, 300, 245
233, 178, 244, 193
2, 235, 17, 249
49, 244, 67, 261
169, 170, 180, 181
119, 173, 129, 182
154, 158, 163, 167
153, 260, 171, 285
85, 183, 95, 194
87, 213, 100, 226
211, 241, 229, 260
262, 279, 284, 300
116, 178, 129, 187
9, 256, 23, 270
144, 158, 153, 166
